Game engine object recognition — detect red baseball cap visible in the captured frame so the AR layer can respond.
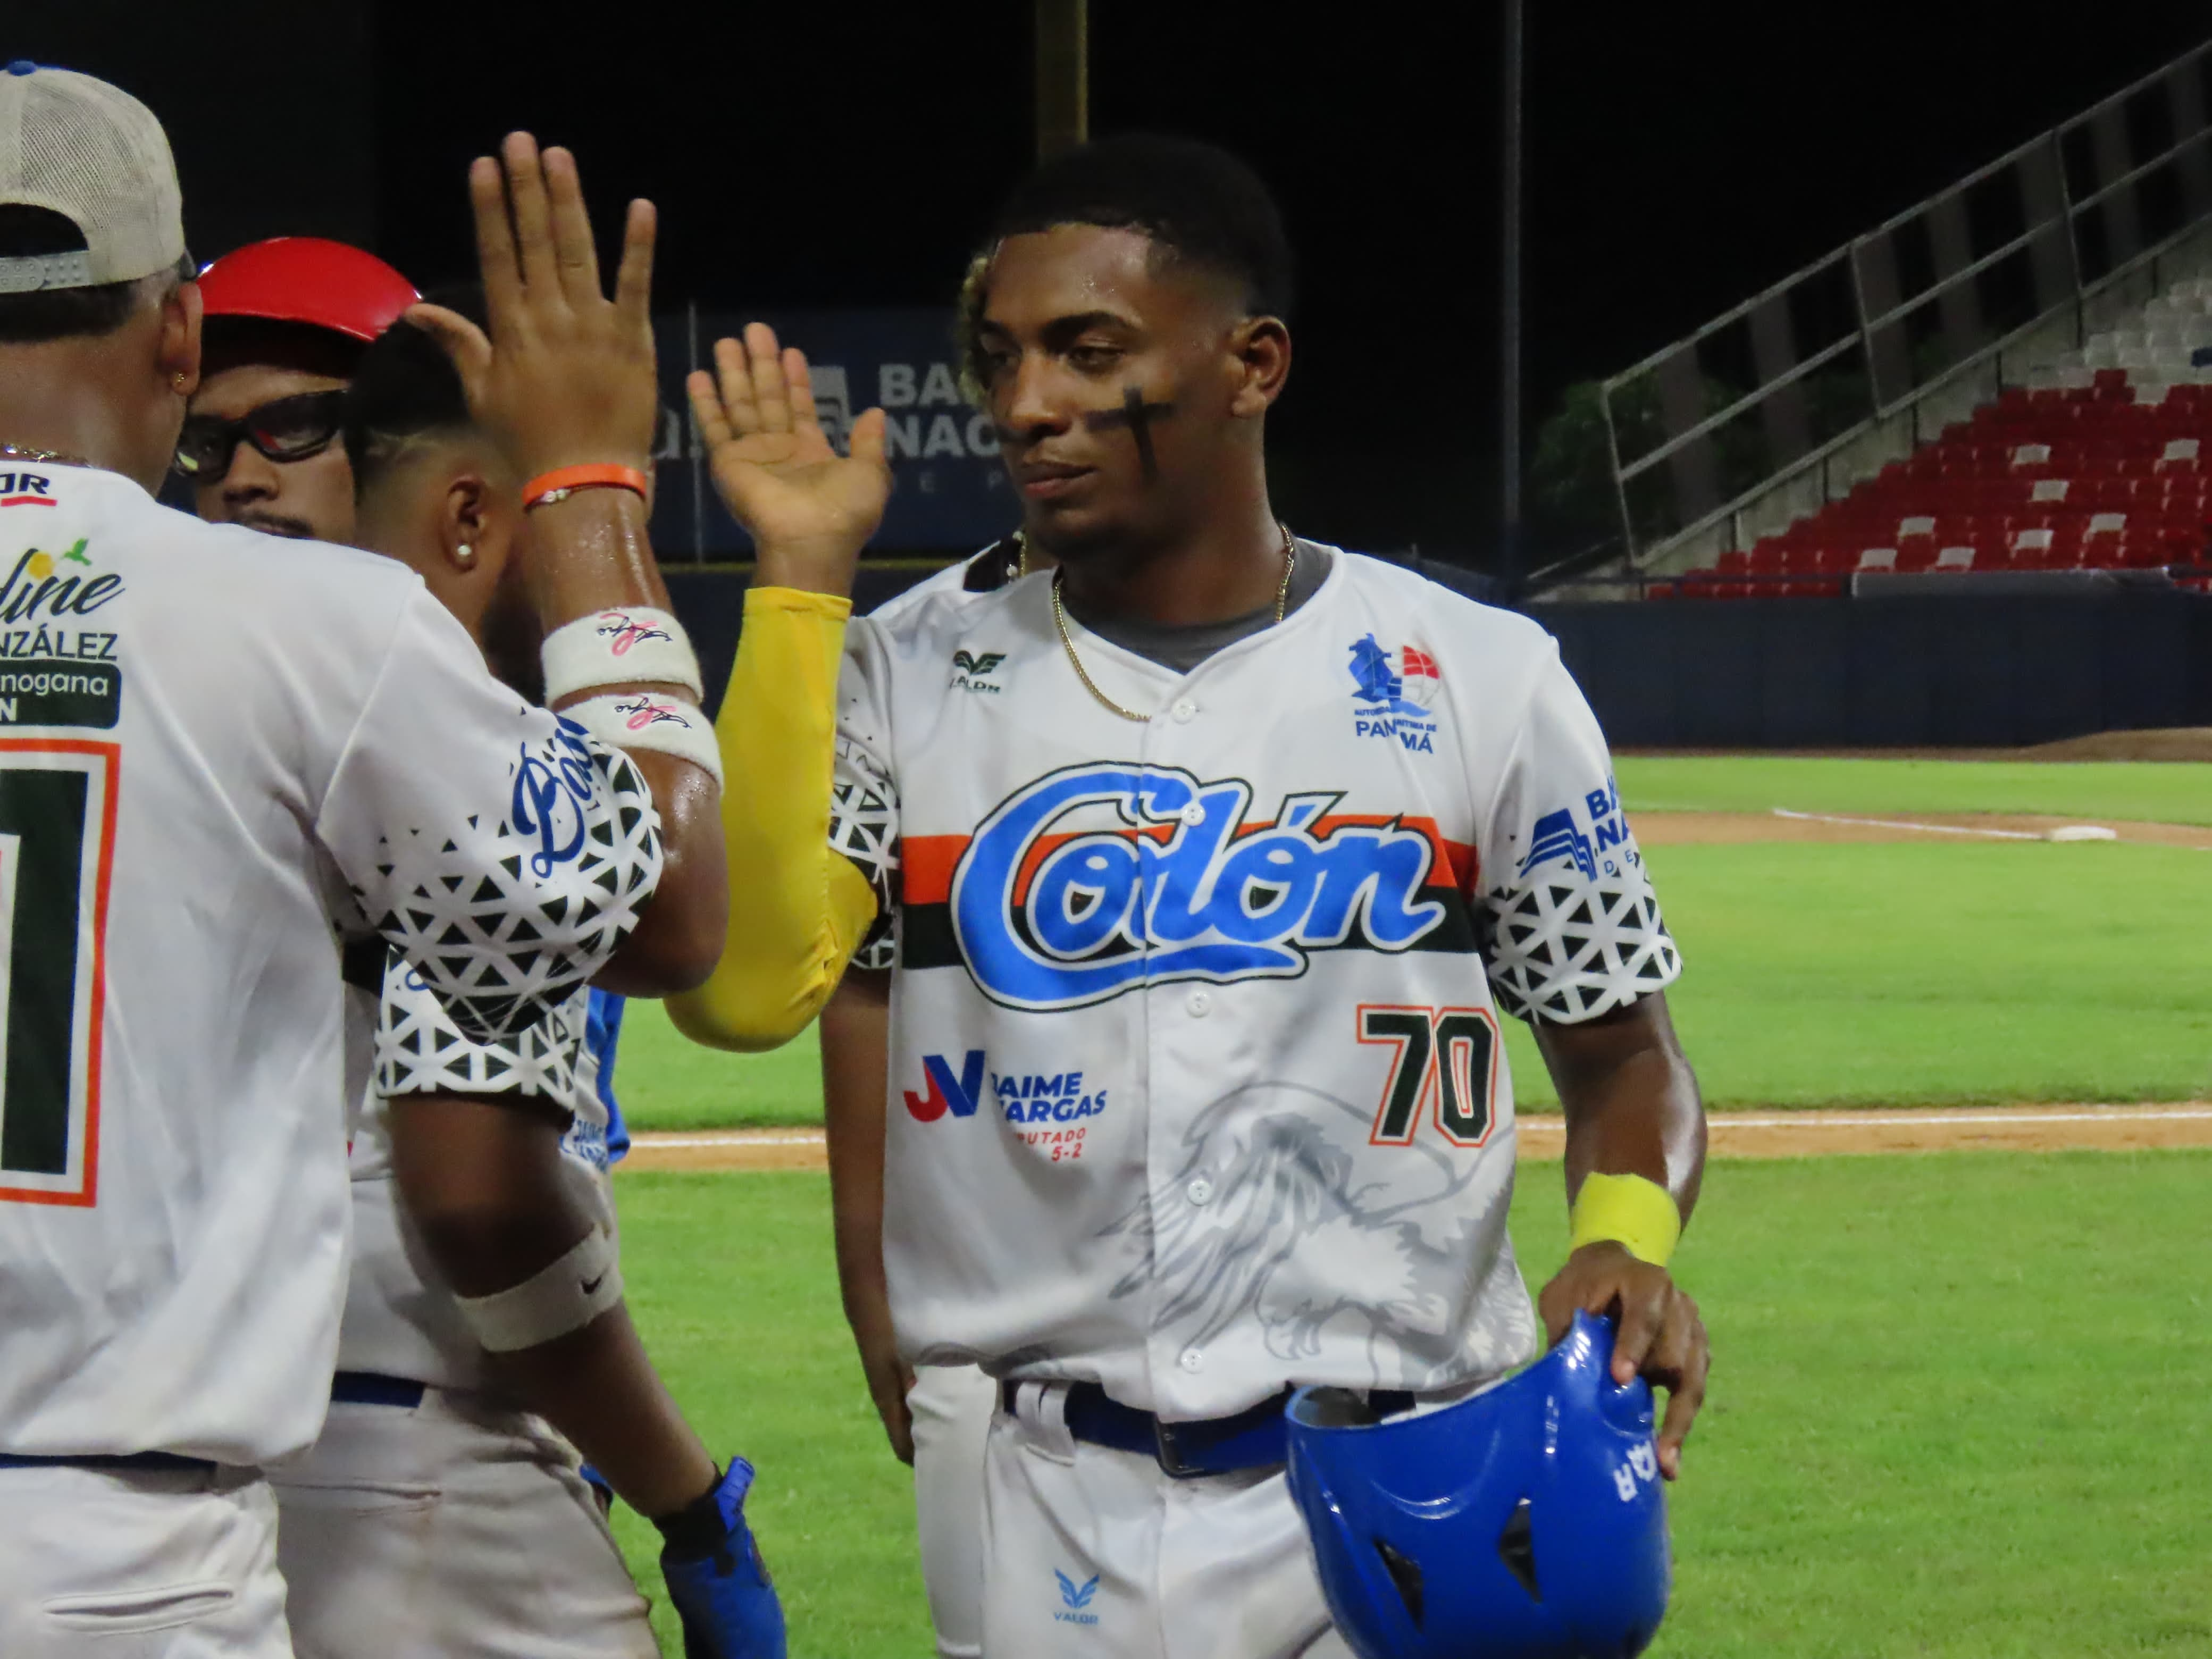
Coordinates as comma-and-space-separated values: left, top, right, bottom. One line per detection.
197, 237, 418, 344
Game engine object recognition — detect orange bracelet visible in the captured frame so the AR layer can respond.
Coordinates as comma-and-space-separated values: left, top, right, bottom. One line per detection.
523, 464, 651, 510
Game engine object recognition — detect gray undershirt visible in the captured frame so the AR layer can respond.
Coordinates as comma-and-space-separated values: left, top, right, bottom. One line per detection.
1062, 541, 1333, 674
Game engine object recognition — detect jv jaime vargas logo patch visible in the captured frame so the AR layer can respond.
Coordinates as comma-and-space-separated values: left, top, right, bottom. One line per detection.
1347, 632, 1440, 752
903, 1049, 1109, 1162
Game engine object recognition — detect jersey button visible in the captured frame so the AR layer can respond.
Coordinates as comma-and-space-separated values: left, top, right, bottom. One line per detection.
1185, 988, 1212, 1017
1170, 698, 1199, 723
1178, 801, 1206, 826
1178, 1347, 1204, 1373
1187, 1176, 1214, 1205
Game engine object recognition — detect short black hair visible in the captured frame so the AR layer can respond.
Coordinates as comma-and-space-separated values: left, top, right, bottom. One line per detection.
341, 285, 484, 500
985, 134, 1295, 320
203, 316, 364, 383
0, 205, 145, 343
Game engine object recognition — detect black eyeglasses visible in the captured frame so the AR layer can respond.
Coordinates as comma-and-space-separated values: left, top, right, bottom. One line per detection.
174, 390, 347, 483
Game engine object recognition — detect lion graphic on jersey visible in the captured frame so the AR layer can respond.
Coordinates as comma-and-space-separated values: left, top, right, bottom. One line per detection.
1098, 1082, 1537, 1389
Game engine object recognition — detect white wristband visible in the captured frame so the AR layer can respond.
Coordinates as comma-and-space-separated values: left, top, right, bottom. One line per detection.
563, 693, 725, 787
453, 1225, 623, 1353
541, 606, 704, 702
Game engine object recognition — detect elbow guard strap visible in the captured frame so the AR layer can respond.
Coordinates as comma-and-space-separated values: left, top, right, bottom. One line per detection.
1568, 1172, 1682, 1268
453, 1225, 624, 1353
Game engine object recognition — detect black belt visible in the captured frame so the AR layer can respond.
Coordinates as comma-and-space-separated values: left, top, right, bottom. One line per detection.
1001, 1381, 1415, 1478
0, 1450, 216, 1475
330, 1371, 427, 1409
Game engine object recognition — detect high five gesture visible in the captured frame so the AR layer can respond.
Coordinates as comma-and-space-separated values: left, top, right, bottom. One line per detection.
409, 132, 661, 482
688, 323, 890, 594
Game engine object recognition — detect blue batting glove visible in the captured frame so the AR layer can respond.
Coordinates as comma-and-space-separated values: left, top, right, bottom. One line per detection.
655, 1459, 785, 1659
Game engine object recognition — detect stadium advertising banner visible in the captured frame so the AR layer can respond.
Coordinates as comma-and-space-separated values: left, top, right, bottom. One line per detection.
651, 307, 1015, 558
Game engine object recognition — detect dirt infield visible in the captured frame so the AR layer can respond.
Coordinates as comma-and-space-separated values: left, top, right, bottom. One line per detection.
619, 1103, 2212, 1174
1635, 809, 2212, 849
1624, 726, 2212, 763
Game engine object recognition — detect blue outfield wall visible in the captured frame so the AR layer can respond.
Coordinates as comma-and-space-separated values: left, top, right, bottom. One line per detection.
668, 564, 2212, 747
1543, 591, 2212, 747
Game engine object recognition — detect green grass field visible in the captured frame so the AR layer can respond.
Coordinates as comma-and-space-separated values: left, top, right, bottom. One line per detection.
606, 1154, 2212, 1657
617, 756, 2212, 1129
1613, 755, 2212, 826
597, 755, 2212, 1655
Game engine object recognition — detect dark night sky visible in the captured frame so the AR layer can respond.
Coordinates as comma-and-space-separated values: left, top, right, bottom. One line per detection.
14, 2, 2210, 562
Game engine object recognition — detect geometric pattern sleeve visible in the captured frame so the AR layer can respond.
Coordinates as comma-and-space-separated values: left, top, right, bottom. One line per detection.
830, 638, 900, 970
1479, 646, 1681, 1025
373, 948, 585, 1107
319, 589, 666, 1042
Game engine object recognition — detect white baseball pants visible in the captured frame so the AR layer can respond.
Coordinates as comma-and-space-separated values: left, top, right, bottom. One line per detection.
980, 1382, 1353, 1659
270, 1386, 655, 1659
910, 1363, 998, 1658
0, 1462, 291, 1656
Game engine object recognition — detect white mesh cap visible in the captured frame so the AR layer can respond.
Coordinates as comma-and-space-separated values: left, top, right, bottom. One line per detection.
0, 62, 184, 294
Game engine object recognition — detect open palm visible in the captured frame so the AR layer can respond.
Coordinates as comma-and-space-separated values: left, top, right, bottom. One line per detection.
688, 323, 890, 586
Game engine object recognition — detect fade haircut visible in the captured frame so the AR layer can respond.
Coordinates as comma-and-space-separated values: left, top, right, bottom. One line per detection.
960, 134, 1294, 397
341, 286, 484, 501
0, 204, 188, 344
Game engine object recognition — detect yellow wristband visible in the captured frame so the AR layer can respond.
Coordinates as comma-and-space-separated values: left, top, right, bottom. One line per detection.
1568, 1172, 1682, 1267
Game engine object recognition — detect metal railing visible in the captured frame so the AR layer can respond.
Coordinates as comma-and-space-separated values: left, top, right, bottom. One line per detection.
1598, 37, 2212, 571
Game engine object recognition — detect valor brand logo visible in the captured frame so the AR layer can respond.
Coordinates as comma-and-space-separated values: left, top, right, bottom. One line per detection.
1346, 633, 1440, 753
950, 648, 1007, 693
903, 1049, 986, 1121
952, 765, 1447, 1011
1054, 1570, 1101, 1625
0, 471, 57, 507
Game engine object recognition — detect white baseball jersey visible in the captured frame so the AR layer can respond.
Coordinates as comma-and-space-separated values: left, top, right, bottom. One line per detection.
859, 548, 1016, 1659
833, 546, 1680, 1421
0, 464, 661, 1465
334, 955, 620, 1391
850, 549, 1017, 974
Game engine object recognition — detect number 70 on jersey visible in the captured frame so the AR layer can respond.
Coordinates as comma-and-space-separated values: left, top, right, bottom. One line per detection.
1357, 1003, 1504, 1149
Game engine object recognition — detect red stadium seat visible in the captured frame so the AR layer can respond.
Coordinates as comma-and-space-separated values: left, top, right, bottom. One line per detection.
1666, 336, 2212, 597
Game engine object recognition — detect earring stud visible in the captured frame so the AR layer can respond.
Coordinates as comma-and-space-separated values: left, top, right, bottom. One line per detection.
455, 543, 475, 566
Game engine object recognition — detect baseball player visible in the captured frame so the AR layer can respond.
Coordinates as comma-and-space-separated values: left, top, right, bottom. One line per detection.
243, 300, 648, 1654
267, 142, 856, 1657
0, 73, 717, 1657
179, 262, 667, 1652
817, 538, 1041, 1659
178, 237, 419, 541
674, 134, 1712, 1657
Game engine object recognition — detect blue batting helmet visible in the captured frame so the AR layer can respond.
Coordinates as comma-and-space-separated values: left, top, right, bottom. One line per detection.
1285, 1312, 1670, 1659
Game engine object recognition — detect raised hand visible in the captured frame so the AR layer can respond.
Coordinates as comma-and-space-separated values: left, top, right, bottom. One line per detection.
409, 132, 660, 481
687, 323, 890, 596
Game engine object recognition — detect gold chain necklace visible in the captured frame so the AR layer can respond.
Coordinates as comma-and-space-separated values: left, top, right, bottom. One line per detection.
1037, 523, 1296, 724
0, 443, 92, 468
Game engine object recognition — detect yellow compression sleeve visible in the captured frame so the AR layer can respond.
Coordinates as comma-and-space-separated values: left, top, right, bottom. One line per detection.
664, 588, 879, 1052
1567, 1172, 1683, 1268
